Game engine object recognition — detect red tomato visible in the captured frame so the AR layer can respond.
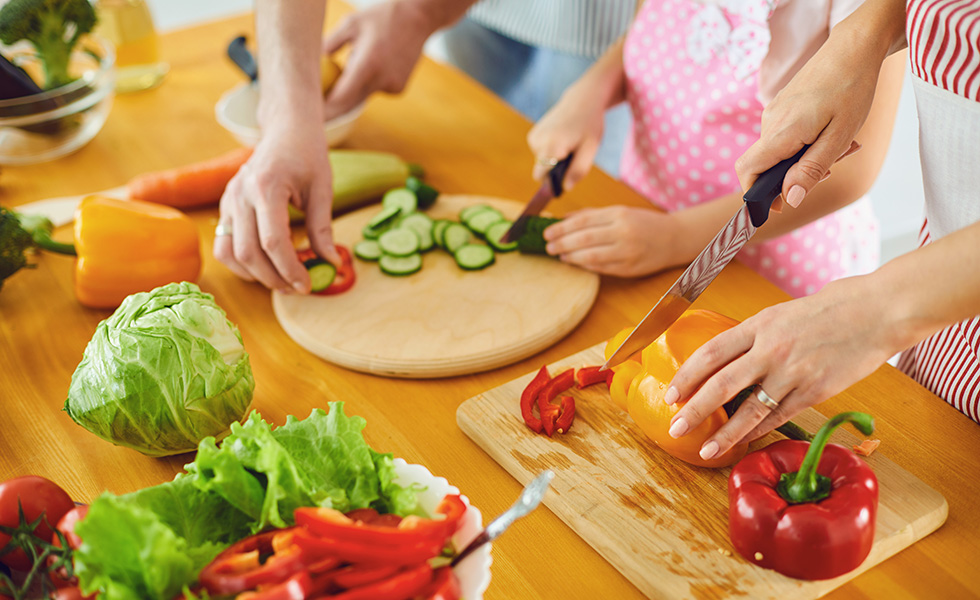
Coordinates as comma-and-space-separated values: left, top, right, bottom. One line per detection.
0, 476, 75, 572
49, 505, 89, 588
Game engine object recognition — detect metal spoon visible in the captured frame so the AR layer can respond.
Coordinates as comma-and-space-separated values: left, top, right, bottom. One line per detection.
451, 470, 555, 567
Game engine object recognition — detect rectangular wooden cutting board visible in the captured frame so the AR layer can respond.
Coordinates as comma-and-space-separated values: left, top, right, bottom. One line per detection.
456, 343, 948, 600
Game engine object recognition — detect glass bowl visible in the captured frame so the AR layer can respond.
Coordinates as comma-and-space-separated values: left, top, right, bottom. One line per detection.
0, 36, 115, 165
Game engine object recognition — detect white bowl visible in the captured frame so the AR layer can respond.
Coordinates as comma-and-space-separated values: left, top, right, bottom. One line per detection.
215, 82, 363, 147
392, 458, 492, 599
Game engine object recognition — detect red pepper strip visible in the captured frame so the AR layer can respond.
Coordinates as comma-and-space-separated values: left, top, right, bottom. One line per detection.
311, 564, 433, 600
554, 396, 576, 434
605, 368, 615, 390
574, 366, 607, 388
296, 507, 445, 546
520, 365, 551, 433
236, 570, 314, 600
417, 566, 462, 600
297, 246, 357, 295
290, 528, 444, 566
432, 494, 466, 539
330, 564, 402, 589
538, 369, 575, 437
198, 529, 306, 595
728, 412, 879, 581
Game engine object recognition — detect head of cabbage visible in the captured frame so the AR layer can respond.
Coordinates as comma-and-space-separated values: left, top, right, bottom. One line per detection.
65, 282, 255, 457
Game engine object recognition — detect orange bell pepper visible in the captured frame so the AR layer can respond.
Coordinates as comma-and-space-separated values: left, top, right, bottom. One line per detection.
604, 326, 642, 411
73, 195, 201, 309
623, 309, 749, 468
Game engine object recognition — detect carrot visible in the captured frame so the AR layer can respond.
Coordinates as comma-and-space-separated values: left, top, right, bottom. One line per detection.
852, 439, 881, 457
127, 147, 253, 209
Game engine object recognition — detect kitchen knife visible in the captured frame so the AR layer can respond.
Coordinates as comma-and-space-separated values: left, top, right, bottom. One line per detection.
602, 145, 809, 370
500, 153, 574, 244
227, 35, 259, 82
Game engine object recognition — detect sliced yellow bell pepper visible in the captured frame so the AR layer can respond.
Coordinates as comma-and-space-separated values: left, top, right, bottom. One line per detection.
73, 195, 201, 308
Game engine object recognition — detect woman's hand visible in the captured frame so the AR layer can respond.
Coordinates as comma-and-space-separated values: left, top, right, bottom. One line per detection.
526, 87, 607, 190
542, 206, 684, 277
664, 275, 902, 461
214, 121, 337, 293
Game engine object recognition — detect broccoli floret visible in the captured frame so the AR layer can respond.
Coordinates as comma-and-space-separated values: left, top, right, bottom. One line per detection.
0, 0, 98, 89
0, 206, 76, 292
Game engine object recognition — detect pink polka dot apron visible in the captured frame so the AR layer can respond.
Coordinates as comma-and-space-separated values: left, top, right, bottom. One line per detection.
620, 0, 879, 297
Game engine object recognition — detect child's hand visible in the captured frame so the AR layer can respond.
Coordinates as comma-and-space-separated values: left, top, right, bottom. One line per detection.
527, 85, 607, 191
542, 206, 682, 277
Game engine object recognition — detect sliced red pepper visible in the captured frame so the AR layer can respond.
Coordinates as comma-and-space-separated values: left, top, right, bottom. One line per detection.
291, 529, 444, 566
197, 528, 306, 595
574, 366, 607, 389
605, 368, 615, 390
297, 245, 356, 295
417, 566, 461, 600
520, 365, 551, 433
311, 563, 433, 600
538, 369, 575, 437
555, 395, 576, 434
330, 564, 402, 589
296, 507, 445, 547
236, 570, 314, 600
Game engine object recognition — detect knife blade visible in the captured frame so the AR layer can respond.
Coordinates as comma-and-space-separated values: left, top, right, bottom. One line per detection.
602, 145, 809, 369
500, 153, 574, 244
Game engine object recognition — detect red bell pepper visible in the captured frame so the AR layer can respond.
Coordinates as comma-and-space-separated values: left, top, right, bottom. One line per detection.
417, 566, 461, 600
554, 396, 575, 434
297, 246, 356, 295
197, 528, 307, 595
574, 366, 607, 389
538, 369, 575, 436
520, 365, 551, 433
728, 412, 879, 580
236, 570, 314, 600
310, 563, 433, 600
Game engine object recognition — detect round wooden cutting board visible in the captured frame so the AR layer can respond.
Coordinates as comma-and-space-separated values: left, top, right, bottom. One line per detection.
272, 195, 600, 378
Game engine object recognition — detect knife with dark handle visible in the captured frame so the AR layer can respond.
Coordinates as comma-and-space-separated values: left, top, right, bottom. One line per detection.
500, 153, 574, 244
227, 35, 259, 82
602, 145, 810, 369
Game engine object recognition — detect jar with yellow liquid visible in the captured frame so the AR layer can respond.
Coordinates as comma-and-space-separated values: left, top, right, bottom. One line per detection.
94, 0, 169, 92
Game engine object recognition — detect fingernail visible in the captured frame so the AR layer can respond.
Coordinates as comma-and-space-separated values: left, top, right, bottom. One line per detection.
668, 418, 688, 439
293, 281, 306, 293
786, 185, 805, 208
700, 441, 719, 460
664, 386, 679, 405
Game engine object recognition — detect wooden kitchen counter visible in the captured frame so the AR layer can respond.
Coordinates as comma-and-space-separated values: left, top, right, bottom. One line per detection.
1, 9, 978, 600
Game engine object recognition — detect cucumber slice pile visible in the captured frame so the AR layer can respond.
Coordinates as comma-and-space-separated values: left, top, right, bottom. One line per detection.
354, 195, 560, 277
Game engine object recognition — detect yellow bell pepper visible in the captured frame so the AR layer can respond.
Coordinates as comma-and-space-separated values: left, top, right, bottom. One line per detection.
620, 309, 749, 468
73, 195, 201, 308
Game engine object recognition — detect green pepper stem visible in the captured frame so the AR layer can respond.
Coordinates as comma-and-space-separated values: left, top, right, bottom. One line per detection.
32, 230, 76, 256
777, 411, 875, 504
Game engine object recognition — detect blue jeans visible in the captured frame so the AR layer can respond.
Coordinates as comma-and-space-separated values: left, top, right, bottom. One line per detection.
429, 17, 631, 178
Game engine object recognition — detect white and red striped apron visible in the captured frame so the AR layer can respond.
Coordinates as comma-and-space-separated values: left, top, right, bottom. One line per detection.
895, 0, 980, 418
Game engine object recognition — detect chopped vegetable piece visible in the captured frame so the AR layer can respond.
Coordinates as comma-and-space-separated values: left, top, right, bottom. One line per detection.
485, 221, 518, 252
298, 246, 356, 295
353, 240, 382, 261
453, 243, 494, 270
555, 396, 575, 434
304, 259, 337, 293
431, 220, 451, 248
464, 209, 505, 235
520, 365, 551, 434
853, 439, 881, 457
442, 223, 472, 254
367, 206, 402, 231
458, 204, 493, 222
378, 253, 422, 276
574, 366, 607, 388
381, 188, 417, 216
538, 369, 575, 437
378, 229, 420, 257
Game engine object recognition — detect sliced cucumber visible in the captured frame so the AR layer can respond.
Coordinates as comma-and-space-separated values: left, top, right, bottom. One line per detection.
367, 205, 402, 230
517, 216, 561, 255
432, 219, 451, 248
304, 259, 337, 292
353, 240, 382, 261
466, 209, 505, 235
399, 212, 434, 237
459, 204, 494, 223
415, 228, 434, 252
485, 220, 518, 252
378, 228, 420, 257
443, 223, 473, 254
382, 188, 418, 216
379, 253, 423, 276
454, 243, 495, 270
406, 176, 439, 209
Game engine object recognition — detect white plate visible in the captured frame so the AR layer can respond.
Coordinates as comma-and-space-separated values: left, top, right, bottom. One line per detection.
215, 83, 364, 148
392, 458, 492, 599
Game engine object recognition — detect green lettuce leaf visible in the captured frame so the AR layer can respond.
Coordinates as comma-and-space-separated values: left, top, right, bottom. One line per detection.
73, 403, 420, 600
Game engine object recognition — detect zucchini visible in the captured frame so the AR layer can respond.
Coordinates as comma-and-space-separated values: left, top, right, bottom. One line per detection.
382, 187, 418, 216
454, 243, 495, 270
485, 220, 518, 252
443, 223, 473, 254
378, 228, 420, 257
406, 175, 439, 209
353, 240, 382, 261
304, 258, 337, 292
517, 216, 561, 255
379, 253, 423, 276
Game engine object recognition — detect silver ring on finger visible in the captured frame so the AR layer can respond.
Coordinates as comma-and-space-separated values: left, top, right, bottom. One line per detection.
754, 386, 780, 411
536, 156, 559, 167
214, 223, 233, 237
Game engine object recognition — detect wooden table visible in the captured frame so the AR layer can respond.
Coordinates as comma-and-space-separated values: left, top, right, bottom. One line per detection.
1, 9, 978, 600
